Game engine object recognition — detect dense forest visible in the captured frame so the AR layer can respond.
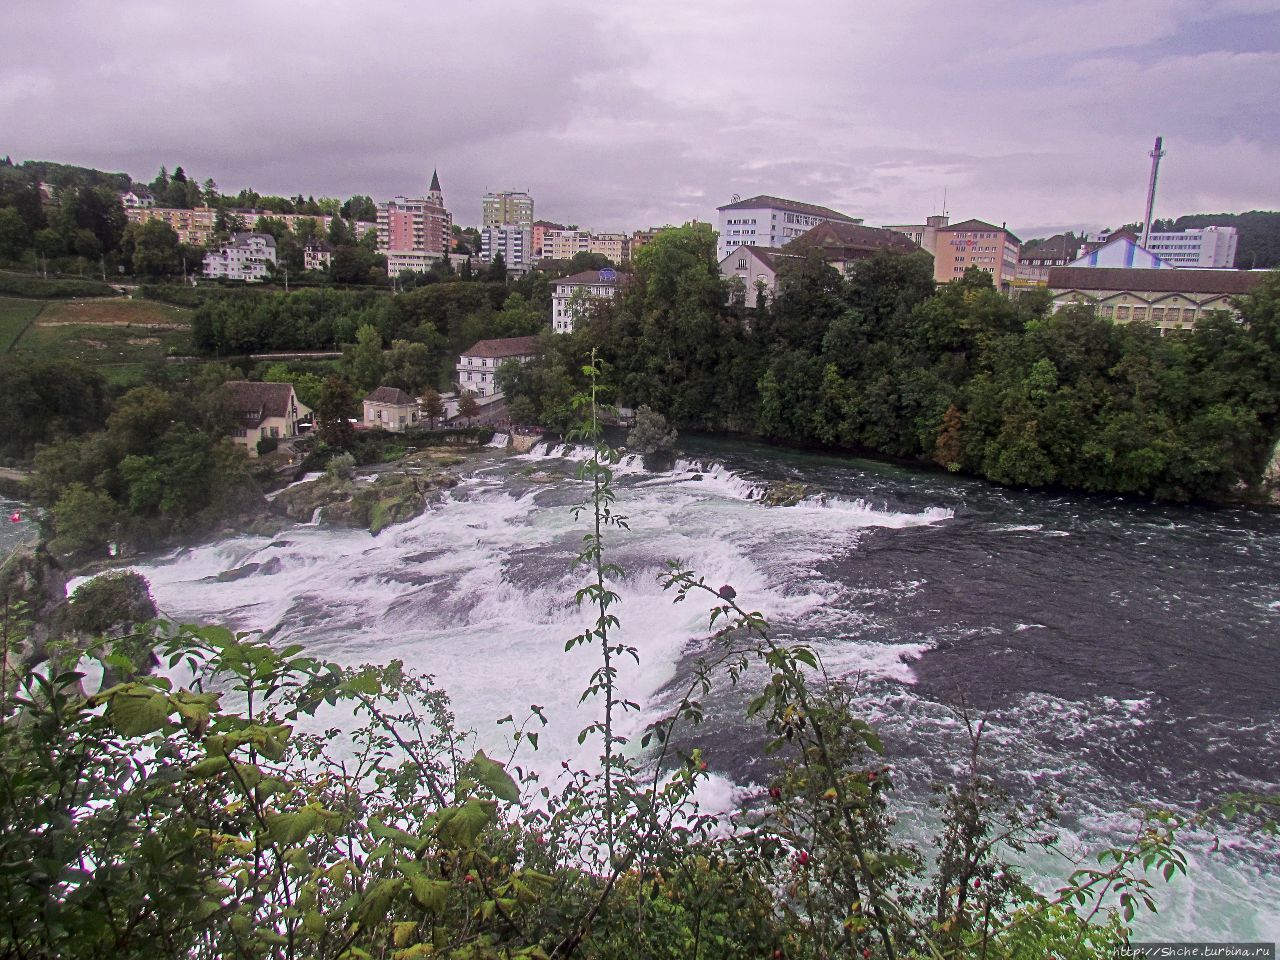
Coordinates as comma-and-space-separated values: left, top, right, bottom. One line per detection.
502, 225, 1280, 503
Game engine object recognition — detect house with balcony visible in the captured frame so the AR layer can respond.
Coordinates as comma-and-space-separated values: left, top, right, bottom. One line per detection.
203, 233, 277, 281
551, 269, 621, 333
456, 335, 541, 399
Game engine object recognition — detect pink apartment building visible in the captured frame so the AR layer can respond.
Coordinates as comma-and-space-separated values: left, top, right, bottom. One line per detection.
376, 170, 452, 260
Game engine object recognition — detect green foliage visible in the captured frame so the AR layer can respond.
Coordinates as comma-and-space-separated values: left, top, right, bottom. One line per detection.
0, 354, 110, 459
67, 571, 156, 635
0, 272, 115, 298
325, 451, 356, 481
625, 404, 677, 456
49, 482, 117, 555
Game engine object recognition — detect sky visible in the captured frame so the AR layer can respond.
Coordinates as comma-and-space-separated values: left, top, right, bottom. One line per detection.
2, 0, 1278, 240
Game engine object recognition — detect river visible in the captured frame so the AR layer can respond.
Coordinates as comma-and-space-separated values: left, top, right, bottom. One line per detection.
76, 437, 1280, 938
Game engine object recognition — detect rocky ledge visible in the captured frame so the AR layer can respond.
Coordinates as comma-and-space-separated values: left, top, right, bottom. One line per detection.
271, 449, 464, 535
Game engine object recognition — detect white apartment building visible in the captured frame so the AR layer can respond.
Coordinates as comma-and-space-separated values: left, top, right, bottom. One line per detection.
202, 233, 277, 281
716, 194, 862, 261
551, 269, 620, 333
481, 224, 534, 268
482, 191, 534, 229
1085, 226, 1238, 268
542, 229, 593, 260
456, 335, 541, 399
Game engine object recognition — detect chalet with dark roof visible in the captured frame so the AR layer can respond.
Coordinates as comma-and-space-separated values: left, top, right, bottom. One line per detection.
220, 381, 311, 457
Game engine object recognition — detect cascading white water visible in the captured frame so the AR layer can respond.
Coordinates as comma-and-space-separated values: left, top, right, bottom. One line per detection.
70, 442, 1280, 937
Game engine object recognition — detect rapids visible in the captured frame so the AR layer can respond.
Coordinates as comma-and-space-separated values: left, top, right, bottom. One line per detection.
74, 437, 1280, 938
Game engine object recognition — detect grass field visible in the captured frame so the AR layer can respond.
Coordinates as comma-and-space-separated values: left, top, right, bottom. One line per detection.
5, 296, 195, 385
0, 298, 44, 352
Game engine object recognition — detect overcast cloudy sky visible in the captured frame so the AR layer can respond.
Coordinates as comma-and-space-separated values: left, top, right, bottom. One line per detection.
3, 0, 1278, 238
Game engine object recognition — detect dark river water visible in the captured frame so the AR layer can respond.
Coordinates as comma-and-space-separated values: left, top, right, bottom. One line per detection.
62, 437, 1280, 938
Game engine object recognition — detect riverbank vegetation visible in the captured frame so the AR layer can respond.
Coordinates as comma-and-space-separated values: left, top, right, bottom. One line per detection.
2, 385, 1271, 960
503, 225, 1280, 502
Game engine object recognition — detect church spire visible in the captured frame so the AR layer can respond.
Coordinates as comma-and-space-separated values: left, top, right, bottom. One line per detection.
429, 169, 442, 194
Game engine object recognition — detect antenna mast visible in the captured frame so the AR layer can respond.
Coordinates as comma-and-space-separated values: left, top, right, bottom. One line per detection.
1141, 136, 1165, 248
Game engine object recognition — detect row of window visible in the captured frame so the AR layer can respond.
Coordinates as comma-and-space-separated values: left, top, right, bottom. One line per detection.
1106, 305, 1201, 321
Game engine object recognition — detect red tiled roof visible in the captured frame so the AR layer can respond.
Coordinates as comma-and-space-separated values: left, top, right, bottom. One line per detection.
460, 335, 542, 359
941, 219, 1023, 244
782, 221, 919, 259
557, 270, 621, 285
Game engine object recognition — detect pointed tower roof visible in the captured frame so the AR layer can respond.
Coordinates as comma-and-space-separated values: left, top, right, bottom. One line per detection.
430, 169, 441, 193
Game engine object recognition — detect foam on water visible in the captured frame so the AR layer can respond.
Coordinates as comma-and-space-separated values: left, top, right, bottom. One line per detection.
73, 444, 1279, 937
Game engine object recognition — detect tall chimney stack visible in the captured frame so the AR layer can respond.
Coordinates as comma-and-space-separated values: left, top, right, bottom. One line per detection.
1141, 136, 1166, 249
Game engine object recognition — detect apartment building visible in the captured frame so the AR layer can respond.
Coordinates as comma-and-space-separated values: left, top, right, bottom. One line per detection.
202, 232, 277, 281
1015, 233, 1083, 285
552, 269, 620, 333
532, 220, 565, 258
125, 205, 218, 246
482, 191, 534, 229
780, 221, 919, 274
481, 224, 534, 269
377, 170, 452, 275
303, 240, 332, 271
716, 195, 862, 261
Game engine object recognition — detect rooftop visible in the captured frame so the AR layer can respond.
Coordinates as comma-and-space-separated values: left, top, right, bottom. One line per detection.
1047, 267, 1267, 295
717, 194, 858, 223
221, 381, 299, 426
460, 335, 542, 359
941, 219, 1022, 244
365, 386, 417, 406
556, 270, 621, 286
782, 221, 920, 259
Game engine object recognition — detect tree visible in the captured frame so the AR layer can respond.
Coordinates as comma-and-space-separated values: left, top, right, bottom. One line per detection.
421, 387, 445, 428
349, 323, 386, 393
126, 220, 181, 279
625, 405, 677, 456
316, 374, 356, 447
490, 252, 507, 283
50, 482, 117, 555
457, 390, 480, 425
0, 206, 30, 260
384, 339, 436, 395
341, 195, 377, 222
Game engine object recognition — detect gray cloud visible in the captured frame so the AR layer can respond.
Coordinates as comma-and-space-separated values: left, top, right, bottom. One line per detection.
2, 0, 1276, 238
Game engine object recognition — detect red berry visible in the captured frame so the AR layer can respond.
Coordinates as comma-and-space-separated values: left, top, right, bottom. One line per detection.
773, 951, 783, 959
796, 850, 810, 866
561, 760, 570, 769
464, 873, 475, 883
769, 786, 782, 799
973, 878, 981, 889
863, 950, 872, 959
868, 771, 876, 782
699, 761, 708, 771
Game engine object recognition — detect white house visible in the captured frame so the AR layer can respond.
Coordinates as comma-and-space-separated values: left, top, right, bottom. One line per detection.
304, 240, 333, 271
203, 233, 277, 282
119, 189, 155, 209
551, 269, 620, 333
362, 386, 419, 432
716, 194, 862, 261
718, 246, 794, 304
456, 335, 541, 399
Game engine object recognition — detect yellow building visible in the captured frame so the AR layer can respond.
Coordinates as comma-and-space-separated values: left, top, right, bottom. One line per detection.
1046, 267, 1268, 333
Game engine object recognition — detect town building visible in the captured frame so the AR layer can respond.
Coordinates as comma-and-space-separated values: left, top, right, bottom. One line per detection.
551, 269, 621, 333
541, 228, 593, 261
221, 381, 311, 457
1068, 230, 1173, 270
931, 219, 1021, 288
1046, 266, 1266, 333
883, 215, 951, 255
718, 246, 795, 305
202, 233, 277, 281
124, 205, 218, 246
590, 232, 628, 263
363, 386, 419, 432
532, 220, 565, 258
230, 209, 334, 235
1083, 226, 1238, 269
457, 335, 542, 399
303, 240, 332, 271
376, 170, 452, 275
716, 195, 862, 261
780, 221, 920, 275
480, 224, 534, 270
1014, 233, 1082, 285
482, 191, 534, 229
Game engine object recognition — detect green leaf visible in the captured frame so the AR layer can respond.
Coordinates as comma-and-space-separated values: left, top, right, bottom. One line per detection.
186, 755, 233, 779
267, 805, 321, 845
371, 818, 428, 854
407, 875, 450, 913
437, 799, 497, 848
470, 750, 520, 803
105, 686, 172, 736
